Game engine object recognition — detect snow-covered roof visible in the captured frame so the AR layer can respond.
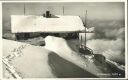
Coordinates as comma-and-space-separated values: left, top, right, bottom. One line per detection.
11, 15, 85, 33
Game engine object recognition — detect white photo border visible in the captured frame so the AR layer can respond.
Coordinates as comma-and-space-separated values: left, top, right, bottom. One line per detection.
0, 0, 127, 80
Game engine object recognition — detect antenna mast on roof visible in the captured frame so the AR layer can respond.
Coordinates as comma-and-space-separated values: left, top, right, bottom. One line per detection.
63, 6, 64, 15
24, 3, 25, 15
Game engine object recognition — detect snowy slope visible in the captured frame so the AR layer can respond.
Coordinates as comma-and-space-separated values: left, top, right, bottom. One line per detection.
3, 36, 125, 78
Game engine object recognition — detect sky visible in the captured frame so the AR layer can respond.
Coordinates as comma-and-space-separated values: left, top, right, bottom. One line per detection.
86, 2, 124, 20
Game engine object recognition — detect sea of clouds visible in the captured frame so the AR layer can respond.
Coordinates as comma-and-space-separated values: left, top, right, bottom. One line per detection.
86, 20, 125, 65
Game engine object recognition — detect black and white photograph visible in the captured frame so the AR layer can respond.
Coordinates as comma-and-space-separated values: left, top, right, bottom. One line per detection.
1, 1, 127, 79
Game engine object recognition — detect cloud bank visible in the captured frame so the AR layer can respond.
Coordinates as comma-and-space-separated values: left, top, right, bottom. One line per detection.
86, 20, 125, 64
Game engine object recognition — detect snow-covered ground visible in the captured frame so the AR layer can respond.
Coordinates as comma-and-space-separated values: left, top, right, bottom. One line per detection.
3, 35, 125, 78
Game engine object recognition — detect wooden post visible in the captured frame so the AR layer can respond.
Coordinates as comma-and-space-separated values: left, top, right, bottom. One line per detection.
84, 10, 88, 46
